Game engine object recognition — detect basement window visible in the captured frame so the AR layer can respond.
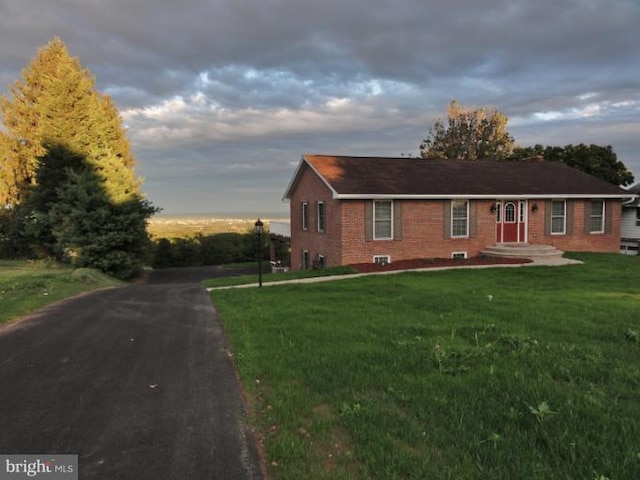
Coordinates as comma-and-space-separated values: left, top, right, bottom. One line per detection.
452, 251, 467, 260
373, 255, 391, 265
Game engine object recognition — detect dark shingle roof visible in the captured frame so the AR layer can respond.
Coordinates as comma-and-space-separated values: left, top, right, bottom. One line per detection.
285, 154, 632, 199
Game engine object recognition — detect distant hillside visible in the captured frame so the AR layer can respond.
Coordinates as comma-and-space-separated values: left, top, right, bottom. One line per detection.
147, 216, 286, 239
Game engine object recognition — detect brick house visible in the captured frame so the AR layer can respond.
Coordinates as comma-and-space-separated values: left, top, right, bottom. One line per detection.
283, 155, 635, 270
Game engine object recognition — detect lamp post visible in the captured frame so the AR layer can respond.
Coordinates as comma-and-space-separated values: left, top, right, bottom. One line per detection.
255, 218, 264, 287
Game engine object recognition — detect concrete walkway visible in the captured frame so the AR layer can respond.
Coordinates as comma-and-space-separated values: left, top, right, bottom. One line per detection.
207, 256, 583, 291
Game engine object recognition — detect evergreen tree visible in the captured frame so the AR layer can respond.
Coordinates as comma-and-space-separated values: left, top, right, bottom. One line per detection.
47, 163, 155, 279
0, 38, 157, 278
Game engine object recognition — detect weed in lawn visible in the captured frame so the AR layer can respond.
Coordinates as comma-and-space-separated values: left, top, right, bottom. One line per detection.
527, 401, 556, 423
624, 328, 639, 343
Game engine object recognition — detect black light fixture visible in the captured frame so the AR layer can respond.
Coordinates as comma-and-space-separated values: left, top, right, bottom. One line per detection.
532, 203, 538, 213
254, 218, 264, 287
490, 203, 497, 213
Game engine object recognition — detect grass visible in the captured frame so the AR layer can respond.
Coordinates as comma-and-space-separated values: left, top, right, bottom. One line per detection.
212, 253, 640, 480
204, 265, 356, 288
0, 260, 124, 325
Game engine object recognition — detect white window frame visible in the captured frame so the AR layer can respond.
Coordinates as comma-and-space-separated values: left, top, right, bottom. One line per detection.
302, 250, 309, 270
452, 251, 467, 259
373, 200, 393, 240
316, 254, 326, 269
504, 202, 516, 223
301, 202, 308, 231
589, 200, 605, 234
373, 255, 391, 265
551, 200, 566, 235
317, 201, 325, 233
519, 201, 526, 223
451, 200, 469, 238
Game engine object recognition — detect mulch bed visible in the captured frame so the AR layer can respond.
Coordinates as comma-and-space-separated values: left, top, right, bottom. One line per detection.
349, 256, 532, 273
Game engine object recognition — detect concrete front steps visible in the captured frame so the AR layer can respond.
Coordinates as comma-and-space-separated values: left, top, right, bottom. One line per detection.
481, 243, 565, 261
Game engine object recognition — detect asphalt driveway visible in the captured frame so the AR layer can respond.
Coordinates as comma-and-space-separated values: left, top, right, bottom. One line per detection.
0, 266, 263, 479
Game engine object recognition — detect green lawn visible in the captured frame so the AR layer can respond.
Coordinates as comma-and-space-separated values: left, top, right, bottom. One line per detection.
0, 260, 124, 325
212, 253, 640, 480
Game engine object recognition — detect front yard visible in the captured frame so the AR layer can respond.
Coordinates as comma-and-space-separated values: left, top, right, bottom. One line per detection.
212, 253, 640, 480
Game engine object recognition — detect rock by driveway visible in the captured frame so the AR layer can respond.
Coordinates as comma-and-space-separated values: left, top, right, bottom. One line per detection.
0, 266, 263, 479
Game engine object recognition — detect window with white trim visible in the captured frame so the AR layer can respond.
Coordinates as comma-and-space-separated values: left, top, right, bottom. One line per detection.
551, 200, 566, 234
452, 251, 467, 259
315, 254, 326, 269
301, 250, 309, 270
317, 201, 325, 232
589, 200, 604, 233
451, 200, 469, 237
301, 202, 308, 230
373, 255, 391, 265
374, 200, 393, 239
504, 202, 516, 223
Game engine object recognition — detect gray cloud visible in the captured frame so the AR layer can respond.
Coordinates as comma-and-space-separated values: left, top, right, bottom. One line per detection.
0, 0, 638, 214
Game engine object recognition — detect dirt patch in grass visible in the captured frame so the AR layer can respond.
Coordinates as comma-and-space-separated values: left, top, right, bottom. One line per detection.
349, 256, 532, 273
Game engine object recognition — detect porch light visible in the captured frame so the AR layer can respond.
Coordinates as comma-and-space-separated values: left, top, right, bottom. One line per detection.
255, 218, 264, 287
532, 203, 538, 212
490, 203, 497, 213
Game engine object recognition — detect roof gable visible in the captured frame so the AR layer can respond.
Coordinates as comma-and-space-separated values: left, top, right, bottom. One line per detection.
284, 154, 632, 199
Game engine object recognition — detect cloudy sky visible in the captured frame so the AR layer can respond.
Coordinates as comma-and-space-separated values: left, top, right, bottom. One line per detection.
0, 0, 638, 217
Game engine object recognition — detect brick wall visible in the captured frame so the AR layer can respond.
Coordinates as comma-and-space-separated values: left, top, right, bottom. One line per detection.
289, 165, 342, 269
530, 199, 621, 252
339, 199, 498, 264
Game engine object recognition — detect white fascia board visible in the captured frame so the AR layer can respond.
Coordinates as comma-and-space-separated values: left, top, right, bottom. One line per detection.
335, 193, 635, 200
282, 155, 340, 201
282, 156, 306, 201
283, 155, 341, 201
304, 159, 340, 198
622, 193, 639, 206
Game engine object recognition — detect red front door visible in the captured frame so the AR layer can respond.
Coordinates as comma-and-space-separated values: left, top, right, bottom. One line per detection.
496, 201, 527, 243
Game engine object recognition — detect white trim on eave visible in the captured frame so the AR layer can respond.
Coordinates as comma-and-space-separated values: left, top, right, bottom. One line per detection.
335, 193, 635, 200
282, 155, 339, 202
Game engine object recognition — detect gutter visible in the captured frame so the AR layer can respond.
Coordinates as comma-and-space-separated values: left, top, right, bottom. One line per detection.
334, 193, 636, 201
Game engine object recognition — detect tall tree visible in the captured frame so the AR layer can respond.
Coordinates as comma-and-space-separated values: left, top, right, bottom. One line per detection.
0, 38, 156, 278
420, 100, 516, 160
0, 38, 141, 205
511, 144, 634, 186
